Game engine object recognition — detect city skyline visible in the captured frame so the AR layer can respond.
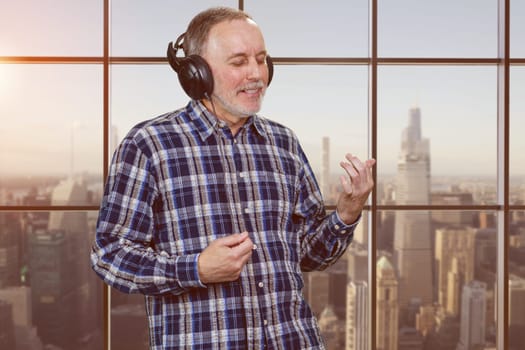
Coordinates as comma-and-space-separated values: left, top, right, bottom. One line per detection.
1, 2, 524, 350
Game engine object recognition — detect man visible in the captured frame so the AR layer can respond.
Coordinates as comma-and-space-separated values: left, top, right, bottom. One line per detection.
91, 6, 375, 350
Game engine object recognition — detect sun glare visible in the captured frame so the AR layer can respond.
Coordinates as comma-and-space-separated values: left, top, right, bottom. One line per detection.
0, 63, 10, 97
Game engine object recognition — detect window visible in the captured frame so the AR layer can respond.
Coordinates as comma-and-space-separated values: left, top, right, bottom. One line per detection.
0, 1, 522, 349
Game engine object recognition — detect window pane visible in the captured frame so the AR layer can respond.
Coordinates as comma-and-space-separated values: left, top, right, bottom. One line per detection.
245, 0, 369, 57
111, 64, 368, 206
378, 0, 497, 58
261, 65, 369, 205
377, 210, 498, 349
509, 211, 525, 350
111, 292, 148, 350
0, 64, 103, 205
511, 66, 525, 200
110, 0, 237, 57
0, 1, 103, 56
0, 210, 103, 349
511, 0, 525, 57
110, 65, 188, 153
378, 66, 497, 205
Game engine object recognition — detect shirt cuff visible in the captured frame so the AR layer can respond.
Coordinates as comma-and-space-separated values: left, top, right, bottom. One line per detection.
331, 210, 361, 235
171, 253, 207, 290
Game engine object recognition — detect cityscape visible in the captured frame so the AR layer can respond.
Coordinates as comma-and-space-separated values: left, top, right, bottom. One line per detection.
0, 107, 524, 349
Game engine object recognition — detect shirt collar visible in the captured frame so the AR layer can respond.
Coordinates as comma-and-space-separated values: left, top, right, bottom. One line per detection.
187, 100, 268, 142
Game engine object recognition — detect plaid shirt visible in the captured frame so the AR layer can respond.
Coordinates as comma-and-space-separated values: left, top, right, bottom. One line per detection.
91, 101, 358, 349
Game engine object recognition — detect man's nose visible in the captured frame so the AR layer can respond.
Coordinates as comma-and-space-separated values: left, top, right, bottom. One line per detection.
246, 58, 263, 81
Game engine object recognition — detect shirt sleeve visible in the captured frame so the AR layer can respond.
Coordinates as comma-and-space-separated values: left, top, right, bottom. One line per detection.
90, 136, 206, 295
294, 147, 360, 272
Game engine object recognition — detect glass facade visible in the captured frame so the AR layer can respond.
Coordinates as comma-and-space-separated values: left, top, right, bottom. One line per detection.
0, 1, 523, 349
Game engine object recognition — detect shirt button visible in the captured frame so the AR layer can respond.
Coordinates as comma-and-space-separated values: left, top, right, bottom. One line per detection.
341, 230, 347, 234
263, 320, 268, 326
334, 224, 340, 230
258, 282, 264, 288
244, 207, 252, 214
239, 172, 245, 178
253, 244, 257, 250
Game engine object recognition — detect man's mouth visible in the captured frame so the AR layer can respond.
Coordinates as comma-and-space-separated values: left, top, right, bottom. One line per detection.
242, 88, 261, 94
238, 82, 264, 95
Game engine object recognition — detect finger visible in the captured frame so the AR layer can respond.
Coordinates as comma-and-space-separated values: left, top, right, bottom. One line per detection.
366, 158, 376, 167
340, 175, 353, 194
234, 236, 254, 254
219, 231, 249, 247
365, 158, 376, 181
340, 160, 358, 179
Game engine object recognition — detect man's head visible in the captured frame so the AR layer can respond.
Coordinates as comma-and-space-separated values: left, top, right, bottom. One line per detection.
183, 7, 252, 57
172, 7, 273, 125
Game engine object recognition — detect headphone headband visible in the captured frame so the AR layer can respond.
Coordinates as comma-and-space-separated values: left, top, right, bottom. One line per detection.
167, 32, 186, 73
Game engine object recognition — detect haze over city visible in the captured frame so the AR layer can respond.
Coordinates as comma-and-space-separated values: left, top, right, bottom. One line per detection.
1, 1, 524, 350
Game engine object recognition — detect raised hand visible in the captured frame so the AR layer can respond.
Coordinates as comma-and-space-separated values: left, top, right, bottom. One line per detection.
336, 153, 376, 225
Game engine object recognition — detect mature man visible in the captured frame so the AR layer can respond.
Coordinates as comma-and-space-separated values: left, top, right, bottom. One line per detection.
91, 6, 374, 349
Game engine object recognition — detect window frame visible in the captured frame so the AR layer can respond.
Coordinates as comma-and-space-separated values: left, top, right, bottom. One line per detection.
1, 0, 524, 349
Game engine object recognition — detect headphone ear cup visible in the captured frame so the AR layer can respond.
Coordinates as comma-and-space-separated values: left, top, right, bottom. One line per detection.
266, 55, 274, 86
177, 55, 214, 100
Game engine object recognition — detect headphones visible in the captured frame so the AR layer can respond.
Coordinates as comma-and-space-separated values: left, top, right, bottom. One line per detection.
167, 32, 274, 100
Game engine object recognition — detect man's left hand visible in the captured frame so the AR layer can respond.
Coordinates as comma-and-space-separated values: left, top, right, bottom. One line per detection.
336, 153, 376, 225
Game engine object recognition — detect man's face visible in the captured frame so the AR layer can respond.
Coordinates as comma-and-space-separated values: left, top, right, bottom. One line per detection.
202, 19, 270, 122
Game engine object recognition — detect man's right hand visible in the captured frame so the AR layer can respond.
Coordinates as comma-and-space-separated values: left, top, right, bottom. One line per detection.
197, 232, 254, 284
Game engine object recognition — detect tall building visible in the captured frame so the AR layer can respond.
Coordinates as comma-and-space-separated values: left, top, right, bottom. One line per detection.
346, 280, 368, 350
305, 271, 330, 318
30, 229, 75, 347
329, 255, 349, 320
30, 178, 94, 348
446, 257, 462, 316
509, 274, 525, 349
377, 256, 398, 350
473, 229, 497, 283
0, 285, 32, 327
0, 299, 15, 349
318, 304, 345, 349
0, 286, 39, 349
457, 281, 486, 350
434, 227, 475, 316
0, 212, 21, 288
347, 243, 368, 283
393, 107, 433, 313
320, 136, 331, 201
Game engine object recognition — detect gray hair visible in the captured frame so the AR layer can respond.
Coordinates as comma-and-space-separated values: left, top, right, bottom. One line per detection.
183, 7, 253, 56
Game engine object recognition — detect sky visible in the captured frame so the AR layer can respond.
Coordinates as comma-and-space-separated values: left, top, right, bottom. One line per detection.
0, 0, 524, 179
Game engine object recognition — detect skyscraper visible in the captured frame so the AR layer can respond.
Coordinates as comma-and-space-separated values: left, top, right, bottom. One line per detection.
30, 178, 94, 348
393, 107, 433, 312
318, 304, 345, 349
346, 280, 368, 350
509, 274, 525, 349
320, 136, 331, 201
457, 281, 486, 350
377, 256, 398, 350
0, 300, 15, 349
0, 212, 21, 288
434, 227, 475, 316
